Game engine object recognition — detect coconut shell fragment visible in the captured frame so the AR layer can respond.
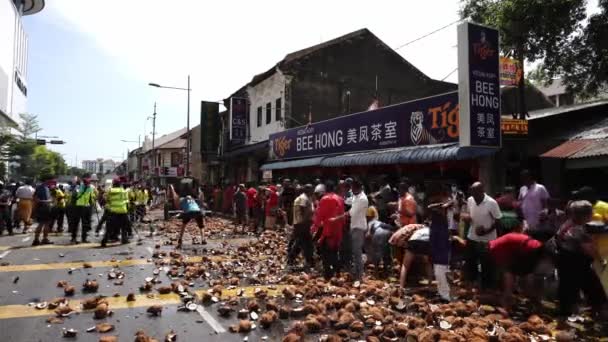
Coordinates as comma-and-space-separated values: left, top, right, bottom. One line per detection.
147, 305, 163, 316
96, 323, 114, 333
99, 336, 118, 342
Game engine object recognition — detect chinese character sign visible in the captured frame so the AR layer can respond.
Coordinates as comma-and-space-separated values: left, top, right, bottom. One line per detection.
230, 97, 247, 146
499, 57, 522, 86
458, 22, 501, 148
268, 92, 459, 160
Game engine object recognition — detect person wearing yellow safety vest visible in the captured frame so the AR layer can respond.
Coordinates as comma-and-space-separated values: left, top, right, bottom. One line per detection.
69, 177, 97, 244
50, 184, 67, 233
101, 178, 130, 247
134, 184, 149, 223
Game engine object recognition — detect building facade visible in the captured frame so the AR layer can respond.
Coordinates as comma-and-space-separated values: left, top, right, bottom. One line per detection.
81, 159, 117, 174
213, 28, 456, 184
0, 0, 44, 130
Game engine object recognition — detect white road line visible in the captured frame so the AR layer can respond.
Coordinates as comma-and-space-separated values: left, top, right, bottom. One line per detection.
0, 250, 11, 259
196, 306, 226, 333
21, 236, 30, 242
146, 247, 153, 254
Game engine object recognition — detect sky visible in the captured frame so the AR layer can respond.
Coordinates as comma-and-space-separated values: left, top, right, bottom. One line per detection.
22, 0, 600, 166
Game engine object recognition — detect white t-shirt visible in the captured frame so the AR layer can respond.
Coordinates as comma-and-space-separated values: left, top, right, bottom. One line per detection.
349, 191, 369, 230
467, 194, 502, 242
16, 185, 35, 200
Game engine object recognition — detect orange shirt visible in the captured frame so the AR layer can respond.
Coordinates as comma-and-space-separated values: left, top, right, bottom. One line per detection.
399, 193, 417, 226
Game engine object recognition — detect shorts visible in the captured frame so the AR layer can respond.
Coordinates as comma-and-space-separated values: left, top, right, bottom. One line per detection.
407, 240, 430, 255
181, 211, 204, 227
35, 203, 52, 223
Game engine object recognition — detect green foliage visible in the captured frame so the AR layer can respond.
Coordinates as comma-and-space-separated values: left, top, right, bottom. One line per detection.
18, 113, 41, 139
460, 0, 587, 117
543, 0, 608, 98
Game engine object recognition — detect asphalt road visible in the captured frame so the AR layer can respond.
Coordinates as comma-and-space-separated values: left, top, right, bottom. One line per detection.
0, 211, 280, 342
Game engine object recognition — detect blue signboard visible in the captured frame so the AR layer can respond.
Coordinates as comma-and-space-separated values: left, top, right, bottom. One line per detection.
457, 22, 501, 148
268, 92, 459, 160
230, 97, 247, 146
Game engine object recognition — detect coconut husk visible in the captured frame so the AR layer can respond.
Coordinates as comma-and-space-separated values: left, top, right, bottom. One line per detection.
99, 336, 118, 342
260, 310, 278, 328
96, 323, 114, 333
282, 333, 301, 342
217, 305, 232, 317
46, 317, 64, 324
126, 293, 136, 302
57, 280, 68, 288
64, 285, 75, 296
54, 305, 73, 316
247, 299, 259, 312
82, 297, 101, 310
83, 279, 99, 292
147, 305, 163, 316
94, 303, 109, 319
157, 286, 172, 295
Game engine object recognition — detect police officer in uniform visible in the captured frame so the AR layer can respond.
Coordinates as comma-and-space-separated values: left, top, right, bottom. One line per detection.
101, 178, 130, 247
70, 177, 96, 244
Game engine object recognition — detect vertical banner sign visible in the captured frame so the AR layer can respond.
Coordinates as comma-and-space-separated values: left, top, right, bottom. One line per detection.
229, 97, 247, 146
458, 22, 501, 148
200, 101, 220, 154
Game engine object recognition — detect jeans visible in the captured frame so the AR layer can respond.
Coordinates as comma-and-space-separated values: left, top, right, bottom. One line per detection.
465, 239, 495, 289
287, 222, 314, 267
339, 228, 352, 273
350, 229, 366, 280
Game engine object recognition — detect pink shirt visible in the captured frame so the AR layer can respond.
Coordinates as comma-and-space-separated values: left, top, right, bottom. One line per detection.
519, 183, 549, 229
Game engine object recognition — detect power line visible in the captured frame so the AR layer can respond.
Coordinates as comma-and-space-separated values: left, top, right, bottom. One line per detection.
394, 19, 463, 51
441, 67, 458, 81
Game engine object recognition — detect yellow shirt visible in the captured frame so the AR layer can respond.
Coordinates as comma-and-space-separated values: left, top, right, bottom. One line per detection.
593, 200, 608, 222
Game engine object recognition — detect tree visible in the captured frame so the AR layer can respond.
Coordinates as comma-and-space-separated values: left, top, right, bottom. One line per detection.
460, 0, 587, 118
18, 113, 41, 139
24, 145, 67, 180
541, 0, 608, 98
68, 167, 87, 178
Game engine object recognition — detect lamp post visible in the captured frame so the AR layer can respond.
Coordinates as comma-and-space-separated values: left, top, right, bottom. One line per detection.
148, 76, 191, 177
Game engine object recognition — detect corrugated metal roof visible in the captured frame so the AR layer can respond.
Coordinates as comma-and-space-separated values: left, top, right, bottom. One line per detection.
320, 143, 496, 168
260, 157, 325, 170
570, 140, 608, 159
569, 117, 608, 140
528, 100, 608, 120
540, 139, 594, 158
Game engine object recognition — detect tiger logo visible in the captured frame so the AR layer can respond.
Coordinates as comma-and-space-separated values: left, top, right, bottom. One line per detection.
410, 111, 437, 145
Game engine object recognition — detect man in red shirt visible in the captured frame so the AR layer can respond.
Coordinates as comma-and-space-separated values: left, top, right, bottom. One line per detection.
265, 186, 279, 230
246, 186, 258, 231
312, 181, 345, 279
487, 232, 544, 308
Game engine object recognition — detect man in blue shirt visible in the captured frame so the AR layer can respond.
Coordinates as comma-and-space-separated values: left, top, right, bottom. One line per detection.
176, 195, 206, 249
33, 176, 54, 246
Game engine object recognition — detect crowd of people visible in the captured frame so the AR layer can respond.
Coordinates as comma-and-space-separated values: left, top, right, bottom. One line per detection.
222, 171, 608, 317
0, 175, 152, 247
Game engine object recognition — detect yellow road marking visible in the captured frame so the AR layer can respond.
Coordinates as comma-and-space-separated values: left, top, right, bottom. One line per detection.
0, 254, 265, 272
0, 242, 130, 251
0, 285, 287, 320
0, 237, 255, 251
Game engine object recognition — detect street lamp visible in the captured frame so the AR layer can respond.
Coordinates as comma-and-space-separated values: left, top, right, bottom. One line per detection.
148, 76, 191, 177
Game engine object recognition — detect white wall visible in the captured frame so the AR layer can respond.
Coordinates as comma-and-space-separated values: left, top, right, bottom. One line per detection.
247, 69, 289, 143
0, 0, 28, 126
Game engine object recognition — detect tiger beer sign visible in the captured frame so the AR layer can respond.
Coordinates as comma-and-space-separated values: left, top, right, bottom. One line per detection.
268, 92, 459, 160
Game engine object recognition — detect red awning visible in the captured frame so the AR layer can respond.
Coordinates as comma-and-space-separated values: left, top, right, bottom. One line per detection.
541, 139, 594, 158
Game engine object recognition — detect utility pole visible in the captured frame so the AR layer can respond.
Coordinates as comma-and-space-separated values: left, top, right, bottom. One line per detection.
152, 102, 157, 168
186, 75, 191, 177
